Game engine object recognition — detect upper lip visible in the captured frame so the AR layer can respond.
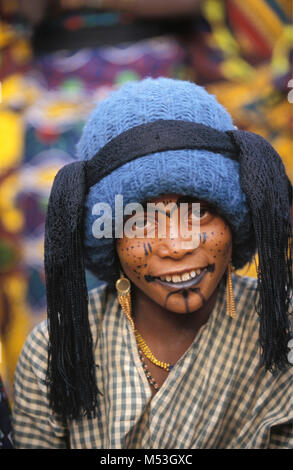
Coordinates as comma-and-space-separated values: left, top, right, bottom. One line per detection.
153, 266, 207, 278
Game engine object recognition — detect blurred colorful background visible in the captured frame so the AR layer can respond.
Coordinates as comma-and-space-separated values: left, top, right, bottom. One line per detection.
0, 0, 292, 401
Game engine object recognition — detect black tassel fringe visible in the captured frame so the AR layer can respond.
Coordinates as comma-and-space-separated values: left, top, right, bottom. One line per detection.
45, 162, 99, 420
228, 130, 293, 372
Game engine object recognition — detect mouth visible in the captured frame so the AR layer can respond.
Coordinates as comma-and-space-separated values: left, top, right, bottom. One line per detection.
154, 267, 208, 290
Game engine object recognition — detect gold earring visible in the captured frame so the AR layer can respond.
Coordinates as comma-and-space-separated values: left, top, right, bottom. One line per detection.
226, 262, 237, 318
115, 271, 135, 329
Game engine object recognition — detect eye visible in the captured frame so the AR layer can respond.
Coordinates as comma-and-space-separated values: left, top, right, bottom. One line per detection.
135, 215, 156, 236
134, 216, 151, 229
124, 213, 156, 237
188, 203, 214, 226
192, 206, 209, 219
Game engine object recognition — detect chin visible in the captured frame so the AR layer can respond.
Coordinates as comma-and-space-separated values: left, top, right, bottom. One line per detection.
159, 296, 204, 314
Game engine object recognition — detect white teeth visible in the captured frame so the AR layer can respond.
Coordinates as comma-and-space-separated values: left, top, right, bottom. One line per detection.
159, 269, 203, 283
181, 272, 191, 281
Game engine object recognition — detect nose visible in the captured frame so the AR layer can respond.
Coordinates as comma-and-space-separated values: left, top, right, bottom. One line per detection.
151, 207, 201, 259
155, 234, 199, 259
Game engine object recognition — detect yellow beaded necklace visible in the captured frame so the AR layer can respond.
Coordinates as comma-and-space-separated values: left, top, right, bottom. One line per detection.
135, 330, 173, 372
116, 275, 174, 372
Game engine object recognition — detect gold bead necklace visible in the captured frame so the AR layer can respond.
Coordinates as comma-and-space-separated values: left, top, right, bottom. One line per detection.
135, 330, 174, 372
116, 274, 175, 373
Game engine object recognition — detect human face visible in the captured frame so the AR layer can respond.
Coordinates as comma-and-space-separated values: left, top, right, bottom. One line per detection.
115, 194, 232, 314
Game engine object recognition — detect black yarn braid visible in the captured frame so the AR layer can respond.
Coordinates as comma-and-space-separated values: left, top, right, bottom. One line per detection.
45, 161, 99, 420
227, 130, 292, 371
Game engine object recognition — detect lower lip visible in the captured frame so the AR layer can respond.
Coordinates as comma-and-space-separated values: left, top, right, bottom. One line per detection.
155, 268, 208, 290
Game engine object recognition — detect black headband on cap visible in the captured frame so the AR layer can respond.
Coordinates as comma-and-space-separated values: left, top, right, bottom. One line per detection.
44, 120, 292, 420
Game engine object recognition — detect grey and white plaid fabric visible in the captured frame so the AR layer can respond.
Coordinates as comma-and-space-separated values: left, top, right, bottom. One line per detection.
13, 274, 293, 449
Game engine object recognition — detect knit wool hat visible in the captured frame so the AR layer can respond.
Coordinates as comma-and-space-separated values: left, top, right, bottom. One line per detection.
45, 77, 292, 421
77, 78, 254, 287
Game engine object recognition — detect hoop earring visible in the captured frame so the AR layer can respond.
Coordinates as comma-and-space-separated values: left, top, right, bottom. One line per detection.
115, 270, 135, 329
226, 262, 237, 318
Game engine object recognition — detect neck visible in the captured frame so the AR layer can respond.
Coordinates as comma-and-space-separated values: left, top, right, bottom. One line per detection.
132, 284, 220, 348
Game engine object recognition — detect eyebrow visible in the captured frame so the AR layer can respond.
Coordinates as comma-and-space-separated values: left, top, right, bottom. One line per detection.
141, 197, 205, 217
123, 198, 212, 222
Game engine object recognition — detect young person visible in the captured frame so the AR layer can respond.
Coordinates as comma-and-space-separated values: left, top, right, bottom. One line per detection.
13, 78, 292, 448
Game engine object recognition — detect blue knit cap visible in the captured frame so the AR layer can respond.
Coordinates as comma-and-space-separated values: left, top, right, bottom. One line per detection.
76, 77, 255, 286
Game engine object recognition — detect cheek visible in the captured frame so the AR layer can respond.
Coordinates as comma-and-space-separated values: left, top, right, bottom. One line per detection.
205, 220, 232, 262
116, 239, 153, 281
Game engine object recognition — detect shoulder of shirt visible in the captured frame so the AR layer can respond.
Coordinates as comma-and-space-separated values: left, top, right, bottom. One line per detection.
232, 272, 258, 290
229, 273, 258, 324
87, 281, 116, 316
88, 281, 112, 315
232, 273, 293, 372
232, 273, 258, 308
232, 272, 293, 326
15, 319, 49, 385
88, 282, 118, 343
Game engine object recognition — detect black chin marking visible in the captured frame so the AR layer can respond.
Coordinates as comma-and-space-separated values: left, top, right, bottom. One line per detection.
190, 287, 206, 306
182, 289, 190, 313
164, 289, 179, 308
163, 287, 190, 313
